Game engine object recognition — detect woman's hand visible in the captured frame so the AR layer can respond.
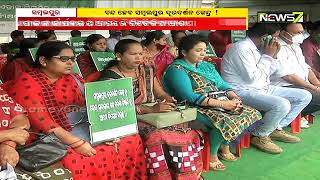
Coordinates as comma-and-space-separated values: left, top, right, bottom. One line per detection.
161, 96, 177, 103
221, 100, 241, 111
227, 91, 241, 102
157, 93, 177, 103
233, 99, 243, 112
6, 128, 29, 145
73, 141, 96, 157
0, 144, 19, 168
152, 100, 176, 113
51, 127, 95, 157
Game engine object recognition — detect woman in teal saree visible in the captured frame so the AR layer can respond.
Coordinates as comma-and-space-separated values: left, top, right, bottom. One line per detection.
163, 34, 261, 171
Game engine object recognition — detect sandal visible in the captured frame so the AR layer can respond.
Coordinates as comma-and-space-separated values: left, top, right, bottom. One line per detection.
218, 144, 238, 161
218, 151, 238, 161
210, 160, 226, 171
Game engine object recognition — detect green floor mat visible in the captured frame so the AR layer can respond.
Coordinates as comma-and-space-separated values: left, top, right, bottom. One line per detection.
203, 117, 320, 180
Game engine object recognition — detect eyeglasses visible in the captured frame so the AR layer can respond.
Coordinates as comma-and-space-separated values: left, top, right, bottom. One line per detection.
52, 56, 76, 62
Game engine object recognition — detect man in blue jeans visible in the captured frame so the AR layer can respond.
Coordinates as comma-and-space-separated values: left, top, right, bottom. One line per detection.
222, 23, 312, 154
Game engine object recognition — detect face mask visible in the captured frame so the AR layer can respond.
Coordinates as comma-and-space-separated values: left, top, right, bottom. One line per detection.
291, 33, 305, 44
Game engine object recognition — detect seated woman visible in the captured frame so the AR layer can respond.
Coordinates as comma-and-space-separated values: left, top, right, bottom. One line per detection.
100, 39, 204, 180
0, 88, 72, 180
77, 34, 108, 81
163, 35, 262, 171
5, 41, 147, 180
0, 87, 29, 172
1, 38, 38, 82
142, 31, 175, 80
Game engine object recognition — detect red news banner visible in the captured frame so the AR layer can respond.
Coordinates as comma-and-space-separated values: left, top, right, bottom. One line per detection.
16, 8, 248, 30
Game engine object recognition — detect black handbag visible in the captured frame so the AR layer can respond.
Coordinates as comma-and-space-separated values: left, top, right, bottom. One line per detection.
17, 133, 68, 172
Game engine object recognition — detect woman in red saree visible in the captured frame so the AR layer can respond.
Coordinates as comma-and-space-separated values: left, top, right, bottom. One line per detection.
1, 38, 38, 82
0, 87, 30, 173
5, 41, 147, 180
0, 88, 72, 179
100, 39, 204, 180
76, 34, 108, 82
142, 31, 175, 81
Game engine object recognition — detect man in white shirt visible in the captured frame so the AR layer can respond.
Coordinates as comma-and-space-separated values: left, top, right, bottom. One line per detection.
271, 23, 320, 121
222, 23, 312, 154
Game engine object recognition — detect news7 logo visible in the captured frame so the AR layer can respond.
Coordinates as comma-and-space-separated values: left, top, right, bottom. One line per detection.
258, 12, 304, 23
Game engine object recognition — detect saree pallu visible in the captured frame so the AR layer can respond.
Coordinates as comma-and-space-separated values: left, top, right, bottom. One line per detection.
139, 122, 204, 180
182, 65, 262, 141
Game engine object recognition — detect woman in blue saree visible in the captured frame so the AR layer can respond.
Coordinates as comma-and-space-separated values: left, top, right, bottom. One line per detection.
163, 34, 261, 171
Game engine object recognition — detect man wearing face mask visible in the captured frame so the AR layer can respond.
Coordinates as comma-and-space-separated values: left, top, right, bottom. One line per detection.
222, 23, 312, 154
271, 23, 320, 119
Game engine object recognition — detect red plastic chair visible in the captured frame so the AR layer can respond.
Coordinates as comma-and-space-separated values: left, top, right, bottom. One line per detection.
202, 133, 211, 172
291, 114, 302, 134
235, 133, 251, 158
240, 133, 251, 148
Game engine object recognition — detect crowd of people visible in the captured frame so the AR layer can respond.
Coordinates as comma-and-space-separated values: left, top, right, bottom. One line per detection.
0, 20, 319, 179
